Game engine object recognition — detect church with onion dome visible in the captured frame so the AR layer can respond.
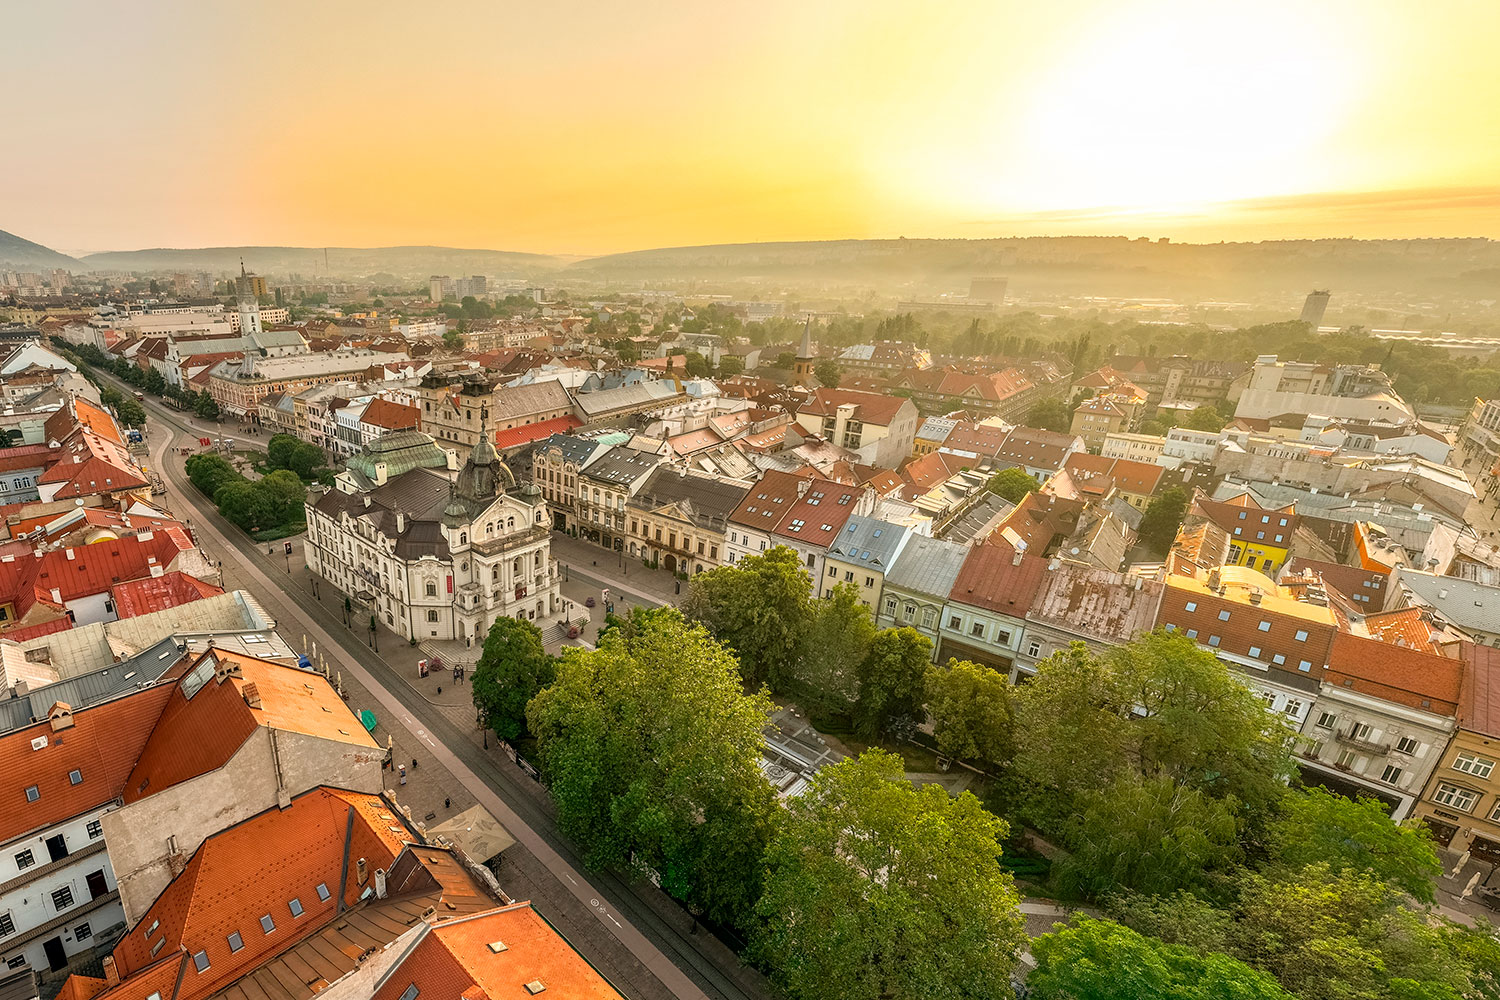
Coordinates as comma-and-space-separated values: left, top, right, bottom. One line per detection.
303, 423, 561, 644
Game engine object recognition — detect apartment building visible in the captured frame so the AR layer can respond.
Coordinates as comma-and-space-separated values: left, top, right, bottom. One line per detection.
873, 534, 968, 654
624, 466, 750, 576
414, 374, 573, 448
820, 517, 910, 609
1413, 644, 1500, 858
941, 539, 1047, 679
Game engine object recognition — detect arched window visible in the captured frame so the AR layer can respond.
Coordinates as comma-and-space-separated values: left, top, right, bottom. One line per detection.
486, 522, 494, 534
512, 557, 521, 574
507, 517, 515, 530
459, 532, 467, 544
534, 551, 542, 569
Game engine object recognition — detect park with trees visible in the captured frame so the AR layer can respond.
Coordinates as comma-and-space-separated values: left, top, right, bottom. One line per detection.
465, 545, 1500, 998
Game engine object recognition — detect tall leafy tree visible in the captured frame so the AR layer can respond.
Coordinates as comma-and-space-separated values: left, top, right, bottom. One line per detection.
1030, 918, 1296, 1000
1054, 775, 1243, 898
185, 452, 241, 497
1266, 786, 1442, 902
852, 627, 931, 739
471, 617, 554, 740
682, 546, 812, 688
1139, 486, 1190, 553
797, 582, 874, 715
925, 658, 1014, 766
526, 608, 776, 927
753, 750, 1025, 1000
813, 360, 842, 387
985, 466, 1041, 504
1025, 397, 1074, 434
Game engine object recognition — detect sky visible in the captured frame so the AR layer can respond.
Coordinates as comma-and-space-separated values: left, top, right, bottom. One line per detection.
6, 0, 1500, 256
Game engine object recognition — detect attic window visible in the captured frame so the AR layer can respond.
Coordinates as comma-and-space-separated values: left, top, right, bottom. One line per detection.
289, 897, 304, 918
316, 883, 331, 902
260, 914, 276, 934
24, 785, 38, 802
69, 769, 82, 785
227, 931, 243, 953
399, 986, 420, 1000
193, 950, 210, 973
525, 983, 546, 996
487, 940, 509, 953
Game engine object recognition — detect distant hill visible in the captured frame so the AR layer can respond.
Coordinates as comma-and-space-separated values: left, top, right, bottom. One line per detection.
564, 236, 1500, 300
77, 245, 566, 279
0, 229, 82, 270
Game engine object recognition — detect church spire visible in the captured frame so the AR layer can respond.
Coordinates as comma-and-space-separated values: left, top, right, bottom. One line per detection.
797, 316, 812, 360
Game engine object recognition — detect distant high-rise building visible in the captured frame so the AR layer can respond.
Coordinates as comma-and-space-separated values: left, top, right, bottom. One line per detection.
1300, 289, 1331, 329
969, 276, 1008, 304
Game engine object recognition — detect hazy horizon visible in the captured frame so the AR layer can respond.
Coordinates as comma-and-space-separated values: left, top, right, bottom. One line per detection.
7, 1, 1500, 255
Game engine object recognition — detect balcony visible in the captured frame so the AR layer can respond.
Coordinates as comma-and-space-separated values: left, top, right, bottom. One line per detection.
1335, 727, 1391, 755
470, 524, 549, 556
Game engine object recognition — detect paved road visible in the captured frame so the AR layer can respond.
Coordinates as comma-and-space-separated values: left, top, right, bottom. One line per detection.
115, 381, 768, 1000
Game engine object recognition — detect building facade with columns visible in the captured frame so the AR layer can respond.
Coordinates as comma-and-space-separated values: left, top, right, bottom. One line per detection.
305, 429, 560, 644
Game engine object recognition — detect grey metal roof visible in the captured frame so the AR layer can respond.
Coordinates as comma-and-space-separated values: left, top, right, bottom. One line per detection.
631, 468, 750, 526
580, 445, 663, 486
0, 636, 186, 736
882, 534, 969, 598
574, 380, 682, 418
827, 518, 908, 571
536, 432, 604, 466
1393, 569, 1500, 634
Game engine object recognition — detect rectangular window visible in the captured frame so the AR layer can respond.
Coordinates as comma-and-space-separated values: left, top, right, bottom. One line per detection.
828, 567, 837, 578
1316, 711, 1337, 729
24, 785, 38, 802
74, 922, 91, 941
1434, 783, 1479, 812
1272, 653, 1286, 665
316, 883, 331, 902
260, 914, 276, 934
87, 820, 102, 839
996, 630, 1011, 645
1395, 736, 1419, 755
1185, 629, 1198, 639
1258, 620, 1271, 632
69, 769, 82, 785
884, 597, 897, 616
1028, 640, 1042, 658
1208, 635, 1221, 647
1284, 699, 1303, 718
1248, 646, 1262, 658
949, 616, 961, 630
1295, 630, 1309, 642
1381, 764, 1404, 784
1218, 610, 1231, 621
1298, 660, 1312, 672
1455, 752, 1496, 779
920, 608, 936, 628
52, 886, 74, 910
1184, 601, 1197, 612
228, 931, 244, 953
427, 610, 439, 622
970, 622, 985, 638
865, 577, 875, 588
0, 913, 13, 936
1351, 722, 1373, 740
289, 898, 304, 918
1336, 748, 1358, 768
14, 850, 33, 870
193, 950, 210, 973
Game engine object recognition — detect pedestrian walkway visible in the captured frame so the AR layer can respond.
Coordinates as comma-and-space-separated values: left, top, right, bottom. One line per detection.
549, 531, 687, 607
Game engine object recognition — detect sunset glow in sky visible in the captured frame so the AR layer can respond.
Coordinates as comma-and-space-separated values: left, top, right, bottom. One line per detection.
7, 0, 1500, 254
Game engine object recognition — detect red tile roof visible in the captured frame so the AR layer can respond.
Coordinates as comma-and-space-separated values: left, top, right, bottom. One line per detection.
73, 398, 124, 445
1325, 632, 1463, 714
727, 468, 805, 530
0, 684, 175, 846
492, 415, 579, 451
902, 450, 972, 494
0, 443, 55, 474
995, 492, 1085, 555
362, 396, 422, 431
796, 387, 910, 427
771, 478, 864, 548
112, 787, 409, 993
1459, 642, 1500, 739
948, 539, 1047, 616
372, 903, 625, 1000
1192, 491, 1300, 547
111, 571, 223, 619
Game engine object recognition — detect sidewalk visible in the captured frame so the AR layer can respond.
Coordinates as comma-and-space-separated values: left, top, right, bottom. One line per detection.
548, 531, 687, 608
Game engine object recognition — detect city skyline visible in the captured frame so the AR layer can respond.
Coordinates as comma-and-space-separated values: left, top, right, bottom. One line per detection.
6, 0, 1500, 255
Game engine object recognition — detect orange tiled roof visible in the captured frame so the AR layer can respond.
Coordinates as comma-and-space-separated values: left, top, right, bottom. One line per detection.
372, 903, 625, 1000
123, 651, 378, 805
111, 787, 410, 994
0, 685, 175, 846
1325, 632, 1463, 714
73, 398, 124, 445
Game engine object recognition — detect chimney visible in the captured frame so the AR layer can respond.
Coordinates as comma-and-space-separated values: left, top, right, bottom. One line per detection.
363, 495, 371, 508
1249, 589, 1263, 605
375, 868, 388, 899
241, 682, 262, 709
356, 857, 368, 884
102, 956, 119, 987
48, 703, 74, 732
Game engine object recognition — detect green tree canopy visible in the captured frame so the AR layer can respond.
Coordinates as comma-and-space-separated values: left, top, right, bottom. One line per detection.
1139, 485, 1190, 554
142, 367, 166, 395
1030, 917, 1296, 1000
526, 608, 776, 927
774, 351, 796, 369
797, 581, 875, 716
753, 750, 1026, 1000
1181, 405, 1229, 431
266, 433, 326, 479
1026, 397, 1074, 433
185, 453, 241, 497
682, 545, 812, 689
716, 355, 745, 377
114, 396, 147, 427
1266, 786, 1442, 903
194, 389, 219, 419
471, 617, 554, 741
986, 467, 1041, 504
852, 627, 931, 739
813, 360, 842, 388
925, 658, 1013, 766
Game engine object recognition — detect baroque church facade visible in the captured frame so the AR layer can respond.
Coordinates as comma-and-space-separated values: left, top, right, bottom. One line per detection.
304, 427, 561, 644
